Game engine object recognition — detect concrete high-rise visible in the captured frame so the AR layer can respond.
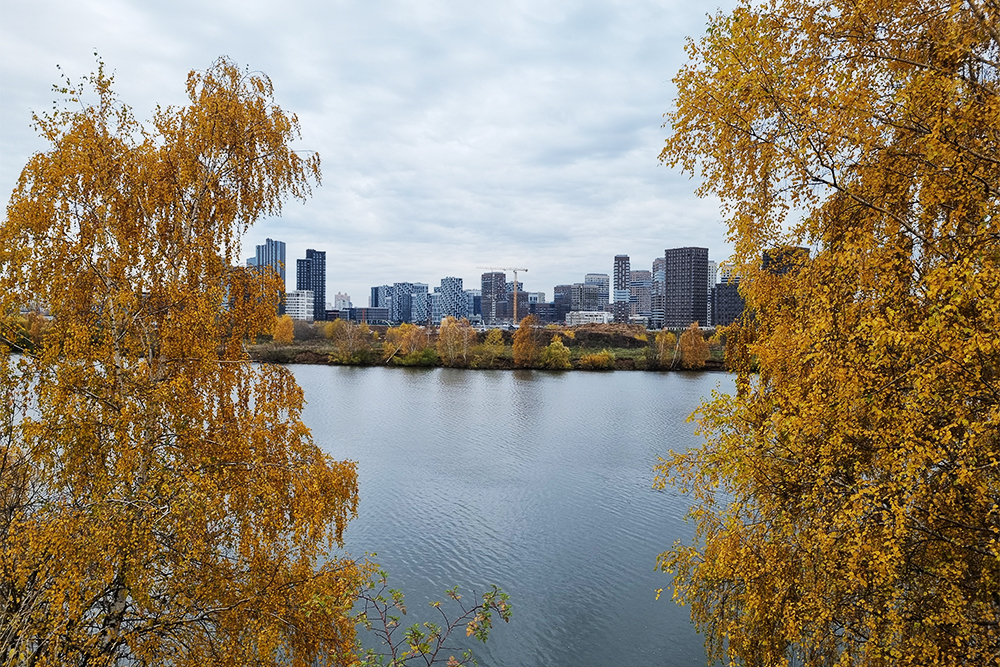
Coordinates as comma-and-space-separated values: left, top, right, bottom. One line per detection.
651, 257, 666, 329
254, 238, 286, 287
664, 247, 710, 329
296, 249, 326, 321
584, 273, 610, 307
630, 270, 652, 319
613, 255, 631, 323
439, 277, 468, 321
481, 272, 507, 325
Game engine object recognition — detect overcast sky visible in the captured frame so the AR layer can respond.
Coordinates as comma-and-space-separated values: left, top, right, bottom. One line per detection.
1, 0, 736, 305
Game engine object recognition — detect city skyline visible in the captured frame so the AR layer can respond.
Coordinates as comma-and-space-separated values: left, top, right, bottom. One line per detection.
259, 237, 728, 319
2, 0, 740, 306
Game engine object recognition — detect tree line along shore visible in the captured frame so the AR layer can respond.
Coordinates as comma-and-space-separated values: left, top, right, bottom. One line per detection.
253, 316, 727, 371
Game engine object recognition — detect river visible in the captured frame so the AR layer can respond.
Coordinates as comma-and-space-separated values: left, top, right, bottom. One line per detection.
294, 365, 732, 667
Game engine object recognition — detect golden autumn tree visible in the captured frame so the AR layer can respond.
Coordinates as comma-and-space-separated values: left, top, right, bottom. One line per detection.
436, 316, 475, 367
511, 315, 541, 368
677, 322, 709, 370
0, 59, 366, 666
471, 328, 505, 369
656, 1, 1000, 665
654, 330, 678, 369
273, 313, 295, 344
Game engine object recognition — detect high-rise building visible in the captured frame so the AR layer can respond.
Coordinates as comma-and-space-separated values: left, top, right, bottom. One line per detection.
570, 283, 601, 312
296, 249, 326, 321
553, 284, 573, 323
481, 272, 507, 325
391, 282, 414, 324
370, 285, 393, 309
706, 260, 717, 327
254, 238, 286, 286
439, 277, 468, 321
712, 275, 745, 328
664, 247, 710, 329
248, 238, 286, 314
630, 270, 652, 319
411, 283, 430, 325
613, 255, 631, 323
465, 289, 482, 320
651, 257, 666, 329
334, 292, 352, 310
585, 273, 610, 307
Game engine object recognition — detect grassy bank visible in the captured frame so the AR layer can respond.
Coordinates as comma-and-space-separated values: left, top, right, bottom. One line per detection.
250, 321, 727, 371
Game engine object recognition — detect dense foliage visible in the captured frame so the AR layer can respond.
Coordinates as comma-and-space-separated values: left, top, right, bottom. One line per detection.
0, 59, 365, 666
657, 0, 1000, 664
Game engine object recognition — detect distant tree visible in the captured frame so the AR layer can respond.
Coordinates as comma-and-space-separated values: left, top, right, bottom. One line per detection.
538, 335, 572, 370
512, 315, 541, 368
655, 330, 678, 369
326, 319, 374, 363
677, 322, 709, 370
472, 328, 505, 369
437, 317, 461, 366
273, 314, 295, 344
383, 323, 429, 364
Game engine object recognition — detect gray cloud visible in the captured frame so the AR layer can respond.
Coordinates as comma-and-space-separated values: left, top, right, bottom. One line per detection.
1, 0, 737, 305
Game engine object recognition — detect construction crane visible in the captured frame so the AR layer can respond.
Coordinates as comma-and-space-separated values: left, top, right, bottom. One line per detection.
477, 266, 528, 325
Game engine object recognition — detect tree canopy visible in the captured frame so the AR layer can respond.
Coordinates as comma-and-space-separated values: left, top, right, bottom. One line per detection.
657, 0, 1000, 665
1, 58, 364, 666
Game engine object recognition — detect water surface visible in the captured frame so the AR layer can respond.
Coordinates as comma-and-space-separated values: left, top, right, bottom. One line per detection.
295, 366, 732, 667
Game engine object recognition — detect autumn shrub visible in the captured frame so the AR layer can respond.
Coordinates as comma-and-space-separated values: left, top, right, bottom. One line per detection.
578, 349, 616, 370
392, 347, 440, 367
539, 335, 572, 370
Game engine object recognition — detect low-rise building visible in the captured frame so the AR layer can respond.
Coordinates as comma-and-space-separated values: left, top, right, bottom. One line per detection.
566, 311, 614, 326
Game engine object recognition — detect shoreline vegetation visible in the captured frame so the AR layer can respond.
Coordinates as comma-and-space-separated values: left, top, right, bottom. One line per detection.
249, 317, 729, 371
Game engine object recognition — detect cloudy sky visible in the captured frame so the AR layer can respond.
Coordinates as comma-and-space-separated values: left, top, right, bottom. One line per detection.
1, 0, 736, 305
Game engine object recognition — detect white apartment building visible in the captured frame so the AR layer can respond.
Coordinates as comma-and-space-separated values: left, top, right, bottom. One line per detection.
285, 289, 315, 321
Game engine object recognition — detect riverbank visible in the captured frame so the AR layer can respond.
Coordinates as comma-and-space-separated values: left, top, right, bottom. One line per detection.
249, 322, 729, 371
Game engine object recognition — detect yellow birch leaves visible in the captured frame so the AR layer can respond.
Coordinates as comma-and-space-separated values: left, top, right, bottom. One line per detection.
658, 1, 1000, 665
0, 59, 364, 666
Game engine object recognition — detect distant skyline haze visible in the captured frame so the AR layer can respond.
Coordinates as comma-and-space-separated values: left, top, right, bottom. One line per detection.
1, 0, 739, 302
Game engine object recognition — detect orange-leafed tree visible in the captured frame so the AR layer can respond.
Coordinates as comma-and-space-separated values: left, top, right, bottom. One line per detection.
0, 59, 366, 666
512, 315, 541, 368
273, 313, 295, 344
677, 322, 709, 370
656, 0, 1000, 665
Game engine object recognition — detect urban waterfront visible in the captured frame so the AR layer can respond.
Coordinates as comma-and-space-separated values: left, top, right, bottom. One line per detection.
295, 365, 734, 666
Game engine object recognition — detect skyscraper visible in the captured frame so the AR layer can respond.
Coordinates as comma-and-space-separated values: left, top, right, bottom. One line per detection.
664, 247, 709, 329
296, 249, 326, 321
439, 277, 468, 321
613, 255, 631, 323
391, 282, 414, 324
630, 270, 652, 319
254, 238, 286, 287
481, 272, 506, 325
651, 257, 666, 329
248, 238, 286, 314
585, 273, 610, 307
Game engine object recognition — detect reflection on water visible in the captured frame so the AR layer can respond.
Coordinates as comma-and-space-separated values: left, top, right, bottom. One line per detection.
293, 366, 733, 667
